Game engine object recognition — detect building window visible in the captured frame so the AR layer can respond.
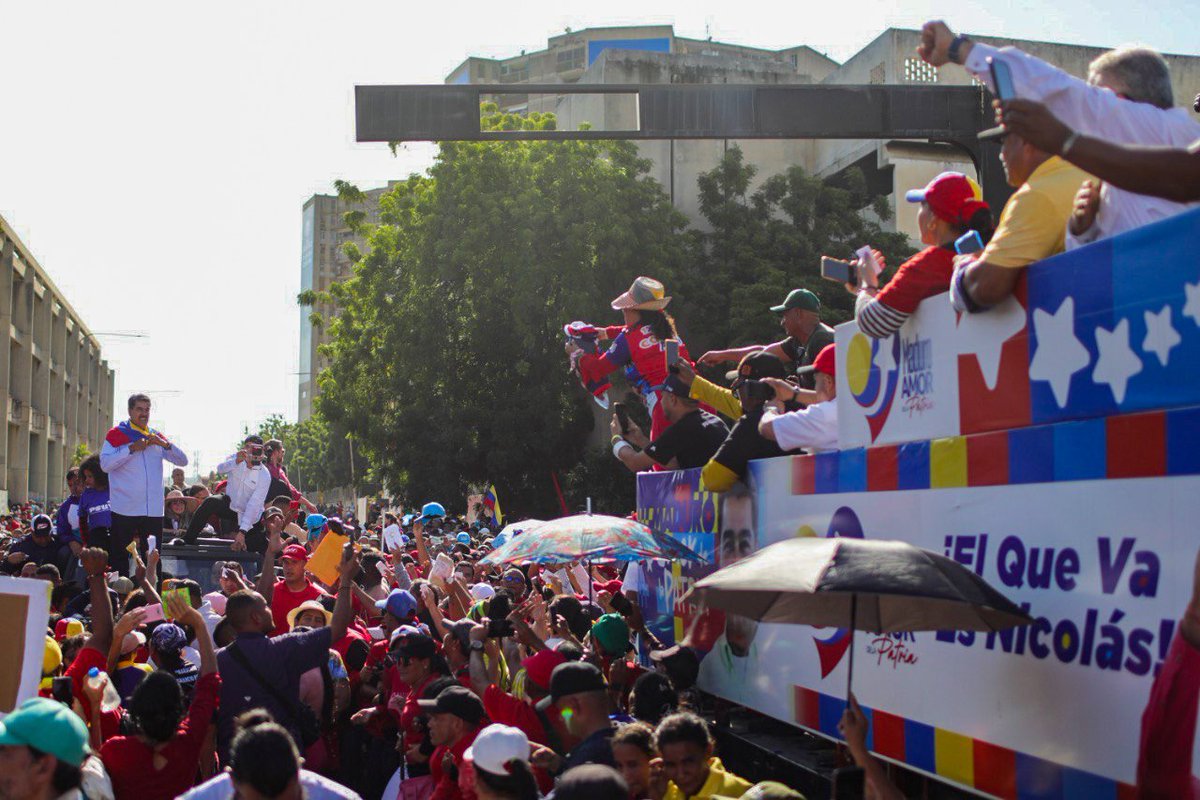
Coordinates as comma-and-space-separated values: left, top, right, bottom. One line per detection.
556, 46, 584, 72
499, 61, 529, 83
903, 58, 938, 83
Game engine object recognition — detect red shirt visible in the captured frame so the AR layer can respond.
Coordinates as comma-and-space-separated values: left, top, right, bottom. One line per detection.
99, 672, 221, 800
483, 684, 547, 746
1137, 632, 1200, 798
430, 725, 482, 800
874, 246, 956, 314
270, 579, 327, 636
64, 647, 122, 743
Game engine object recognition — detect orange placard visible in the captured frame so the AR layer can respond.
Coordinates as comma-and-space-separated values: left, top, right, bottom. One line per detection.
306, 532, 350, 588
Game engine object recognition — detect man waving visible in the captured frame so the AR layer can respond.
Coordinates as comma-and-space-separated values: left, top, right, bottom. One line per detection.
99, 393, 187, 574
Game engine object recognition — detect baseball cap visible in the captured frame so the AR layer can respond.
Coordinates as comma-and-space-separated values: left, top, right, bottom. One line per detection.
393, 631, 439, 660
465, 724, 531, 777
42, 636, 62, 676
520, 648, 567, 692
305, 513, 327, 532
726, 351, 788, 385
120, 631, 146, 656
420, 502, 446, 520
770, 288, 821, 314
590, 613, 631, 656
650, 644, 701, 691
536, 661, 607, 712
0, 697, 90, 766
109, 576, 135, 595
280, 544, 309, 562
150, 623, 188, 653
376, 588, 417, 621
592, 578, 623, 595
714, 782, 807, 800
54, 617, 84, 641
659, 374, 693, 400
417, 685, 485, 724
470, 583, 496, 601
796, 344, 836, 380
904, 171, 989, 226
456, 532, 472, 545
31, 514, 52, 536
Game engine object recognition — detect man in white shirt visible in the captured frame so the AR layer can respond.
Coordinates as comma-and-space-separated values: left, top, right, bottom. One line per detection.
918, 21, 1200, 248
183, 435, 271, 552
758, 344, 839, 453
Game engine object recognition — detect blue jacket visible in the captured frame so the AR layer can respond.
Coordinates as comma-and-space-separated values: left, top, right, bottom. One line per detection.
99, 420, 188, 517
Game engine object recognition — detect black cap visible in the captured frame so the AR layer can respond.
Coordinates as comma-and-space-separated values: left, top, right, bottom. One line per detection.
393, 632, 438, 660
535, 661, 607, 712
31, 514, 53, 536
554, 765, 629, 800
660, 374, 693, 400
725, 351, 787, 385
416, 685, 485, 724
649, 645, 701, 691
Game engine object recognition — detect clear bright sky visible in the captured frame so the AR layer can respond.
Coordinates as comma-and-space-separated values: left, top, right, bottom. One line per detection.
1, 0, 1194, 475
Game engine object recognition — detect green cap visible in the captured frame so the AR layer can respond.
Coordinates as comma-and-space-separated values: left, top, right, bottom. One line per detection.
0, 697, 90, 766
770, 289, 820, 313
590, 613, 632, 656
714, 782, 807, 800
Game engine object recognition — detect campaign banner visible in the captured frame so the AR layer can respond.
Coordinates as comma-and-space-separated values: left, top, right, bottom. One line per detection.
689, 453, 1198, 795
0, 577, 52, 715
836, 295, 960, 449
635, 469, 720, 658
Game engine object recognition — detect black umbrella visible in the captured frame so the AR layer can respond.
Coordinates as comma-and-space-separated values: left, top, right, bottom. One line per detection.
682, 537, 1033, 697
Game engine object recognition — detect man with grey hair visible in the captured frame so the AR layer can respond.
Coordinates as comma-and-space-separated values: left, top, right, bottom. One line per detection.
919, 21, 1199, 248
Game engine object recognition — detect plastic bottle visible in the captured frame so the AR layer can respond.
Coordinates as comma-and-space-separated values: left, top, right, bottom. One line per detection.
86, 667, 121, 712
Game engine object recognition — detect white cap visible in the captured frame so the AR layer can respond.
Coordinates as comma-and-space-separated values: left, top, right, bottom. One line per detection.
120, 631, 146, 655
479, 527, 491, 535
470, 583, 496, 601
465, 724, 531, 776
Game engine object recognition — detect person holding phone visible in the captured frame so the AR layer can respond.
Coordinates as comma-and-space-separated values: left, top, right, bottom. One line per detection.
610, 375, 728, 474
950, 114, 1090, 314
183, 435, 272, 551
851, 172, 993, 339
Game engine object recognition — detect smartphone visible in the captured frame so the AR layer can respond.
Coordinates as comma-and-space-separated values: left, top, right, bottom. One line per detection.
162, 588, 189, 619
663, 339, 680, 371
613, 402, 631, 435
142, 603, 166, 623
51, 676, 73, 705
820, 256, 856, 284
831, 766, 865, 800
989, 56, 1016, 101
955, 230, 985, 255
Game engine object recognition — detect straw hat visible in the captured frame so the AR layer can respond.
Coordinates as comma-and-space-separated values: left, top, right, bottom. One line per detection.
611, 276, 671, 311
164, 490, 200, 512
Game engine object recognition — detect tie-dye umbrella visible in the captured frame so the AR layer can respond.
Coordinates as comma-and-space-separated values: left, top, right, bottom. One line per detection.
480, 513, 705, 566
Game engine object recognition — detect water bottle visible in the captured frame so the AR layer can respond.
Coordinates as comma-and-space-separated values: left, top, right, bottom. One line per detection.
86, 667, 121, 712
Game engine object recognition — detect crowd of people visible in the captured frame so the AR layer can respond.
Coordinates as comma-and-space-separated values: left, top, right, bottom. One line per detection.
1, 17, 1198, 800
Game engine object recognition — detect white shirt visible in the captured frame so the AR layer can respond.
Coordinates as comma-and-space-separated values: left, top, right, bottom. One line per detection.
216, 454, 271, 532
767, 401, 839, 453
622, 561, 645, 595
964, 42, 1200, 248
382, 523, 403, 552
99, 423, 189, 517
179, 770, 362, 800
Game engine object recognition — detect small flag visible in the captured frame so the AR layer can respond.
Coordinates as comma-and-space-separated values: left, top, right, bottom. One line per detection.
482, 485, 503, 526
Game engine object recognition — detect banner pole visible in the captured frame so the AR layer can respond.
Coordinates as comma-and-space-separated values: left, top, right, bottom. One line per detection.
847, 593, 857, 702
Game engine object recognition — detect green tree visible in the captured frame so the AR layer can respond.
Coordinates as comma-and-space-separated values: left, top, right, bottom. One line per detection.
71, 442, 90, 467
308, 105, 690, 515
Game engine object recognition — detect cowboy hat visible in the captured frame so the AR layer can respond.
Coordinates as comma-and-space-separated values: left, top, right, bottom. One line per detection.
164, 490, 200, 512
611, 276, 671, 311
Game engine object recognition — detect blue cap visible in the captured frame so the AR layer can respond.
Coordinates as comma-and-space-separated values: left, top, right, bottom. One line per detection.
420, 502, 446, 520
305, 513, 327, 532
402, 514, 414, 526
456, 532, 472, 545
375, 589, 417, 621
400, 535, 410, 545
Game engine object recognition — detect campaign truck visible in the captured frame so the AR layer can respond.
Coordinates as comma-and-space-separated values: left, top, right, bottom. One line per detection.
635, 207, 1200, 798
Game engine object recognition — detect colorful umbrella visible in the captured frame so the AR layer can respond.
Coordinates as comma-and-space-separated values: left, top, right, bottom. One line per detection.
480, 513, 705, 565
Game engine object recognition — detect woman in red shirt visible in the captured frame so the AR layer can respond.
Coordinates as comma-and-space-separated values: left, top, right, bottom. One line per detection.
852, 172, 994, 338
97, 593, 220, 800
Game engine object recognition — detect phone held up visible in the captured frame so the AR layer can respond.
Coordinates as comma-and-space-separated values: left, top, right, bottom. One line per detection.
820, 256, 857, 285
988, 56, 1016, 101
613, 402, 631, 436
663, 338, 680, 372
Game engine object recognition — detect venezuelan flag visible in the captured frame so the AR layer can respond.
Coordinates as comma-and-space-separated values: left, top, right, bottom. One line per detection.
482, 485, 503, 526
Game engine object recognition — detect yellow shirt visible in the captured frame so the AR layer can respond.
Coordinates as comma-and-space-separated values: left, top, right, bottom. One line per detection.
689, 375, 744, 420
663, 758, 754, 800
980, 156, 1091, 268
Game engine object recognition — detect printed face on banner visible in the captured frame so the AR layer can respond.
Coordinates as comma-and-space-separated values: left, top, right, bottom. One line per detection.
717, 488, 758, 656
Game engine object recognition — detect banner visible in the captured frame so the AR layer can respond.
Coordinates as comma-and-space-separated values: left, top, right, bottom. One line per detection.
683, 453, 1199, 795
466, 494, 482, 524
0, 577, 51, 716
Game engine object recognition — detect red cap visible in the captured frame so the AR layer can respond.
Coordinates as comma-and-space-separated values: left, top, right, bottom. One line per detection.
593, 579, 623, 595
281, 544, 309, 562
797, 343, 836, 380
905, 172, 988, 227
522, 649, 567, 691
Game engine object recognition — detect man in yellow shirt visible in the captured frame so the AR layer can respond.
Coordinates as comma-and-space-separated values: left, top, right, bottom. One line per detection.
951, 126, 1091, 313
656, 712, 753, 800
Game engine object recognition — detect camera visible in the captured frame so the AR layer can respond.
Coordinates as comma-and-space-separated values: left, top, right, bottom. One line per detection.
247, 443, 265, 465
740, 379, 776, 403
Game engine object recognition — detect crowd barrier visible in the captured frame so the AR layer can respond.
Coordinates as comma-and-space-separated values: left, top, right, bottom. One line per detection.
635, 207, 1200, 798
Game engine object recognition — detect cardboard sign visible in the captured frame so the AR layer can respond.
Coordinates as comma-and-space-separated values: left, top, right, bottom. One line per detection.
306, 532, 349, 588
0, 577, 52, 716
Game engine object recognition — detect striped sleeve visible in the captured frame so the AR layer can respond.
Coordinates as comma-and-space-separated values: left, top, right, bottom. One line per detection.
855, 292, 910, 339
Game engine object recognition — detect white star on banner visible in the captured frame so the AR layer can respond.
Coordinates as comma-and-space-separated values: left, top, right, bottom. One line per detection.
1183, 281, 1200, 328
956, 295, 1026, 390
1029, 297, 1090, 408
1092, 319, 1142, 404
1142, 305, 1181, 367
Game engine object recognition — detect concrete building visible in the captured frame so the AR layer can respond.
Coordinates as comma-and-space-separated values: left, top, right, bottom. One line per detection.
298, 182, 398, 421
447, 25, 1200, 239
0, 215, 115, 507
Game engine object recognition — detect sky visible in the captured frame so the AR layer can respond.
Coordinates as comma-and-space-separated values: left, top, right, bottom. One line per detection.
1, 0, 1194, 475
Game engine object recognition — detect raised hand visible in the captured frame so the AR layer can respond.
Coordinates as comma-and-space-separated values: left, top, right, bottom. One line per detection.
918, 20, 955, 66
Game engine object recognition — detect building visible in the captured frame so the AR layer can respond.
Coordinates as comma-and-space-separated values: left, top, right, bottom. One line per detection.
0, 215, 115, 507
447, 26, 1200, 239
298, 182, 398, 421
